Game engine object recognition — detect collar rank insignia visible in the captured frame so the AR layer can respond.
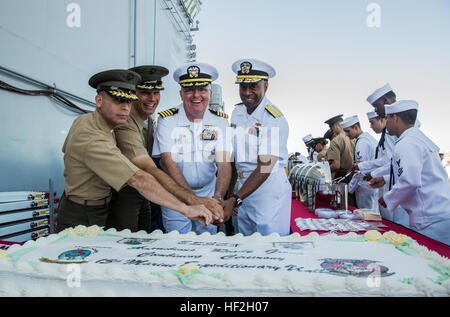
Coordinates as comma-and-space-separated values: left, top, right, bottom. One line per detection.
209, 108, 229, 119
158, 108, 179, 118
265, 104, 283, 118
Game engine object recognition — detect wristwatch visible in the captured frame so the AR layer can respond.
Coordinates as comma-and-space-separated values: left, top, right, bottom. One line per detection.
232, 194, 243, 208
213, 194, 224, 202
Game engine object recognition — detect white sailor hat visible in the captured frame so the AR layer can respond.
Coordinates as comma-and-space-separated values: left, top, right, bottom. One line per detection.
366, 83, 393, 105
385, 100, 419, 115
366, 111, 378, 119
173, 62, 218, 87
302, 134, 313, 143
340, 115, 360, 128
232, 58, 276, 84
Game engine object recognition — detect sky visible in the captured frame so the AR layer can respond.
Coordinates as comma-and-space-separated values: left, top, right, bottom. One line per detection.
194, 0, 450, 157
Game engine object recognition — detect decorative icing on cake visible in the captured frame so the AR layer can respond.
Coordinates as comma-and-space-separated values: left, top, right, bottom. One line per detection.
0, 225, 448, 297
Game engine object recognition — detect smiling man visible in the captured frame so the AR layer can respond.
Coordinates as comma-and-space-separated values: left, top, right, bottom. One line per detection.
152, 62, 231, 234
107, 65, 225, 232
222, 58, 291, 236
107, 65, 165, 232
57, 69, 214, 232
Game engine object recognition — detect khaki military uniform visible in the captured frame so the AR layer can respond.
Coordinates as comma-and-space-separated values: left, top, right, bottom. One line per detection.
317, 146, 328, 162
107, 106, 154, 232
58, 110, 139, 231
326, 131, 355, 179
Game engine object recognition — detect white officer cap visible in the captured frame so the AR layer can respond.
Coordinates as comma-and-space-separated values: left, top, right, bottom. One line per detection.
385, 100, 419, 115
232, 58, 276, 84
366, 83, 393, 105
366, 111, 378, 119
340, 115, 360, 128
173, 62, 218, 87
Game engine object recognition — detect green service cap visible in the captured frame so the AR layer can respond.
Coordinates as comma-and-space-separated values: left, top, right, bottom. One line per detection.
88, 69, 141, 101
130, 65, 169, 91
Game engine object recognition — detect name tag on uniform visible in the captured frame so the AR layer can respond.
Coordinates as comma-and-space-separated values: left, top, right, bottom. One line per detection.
201, 126, 218, 141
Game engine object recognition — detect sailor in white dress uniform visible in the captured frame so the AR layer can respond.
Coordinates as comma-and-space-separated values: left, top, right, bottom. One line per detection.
224, 58, 291, 236
356, 84, 410, 226
380, 100, 450, 245
341, 115, 379, 212
152, 62, 231, 234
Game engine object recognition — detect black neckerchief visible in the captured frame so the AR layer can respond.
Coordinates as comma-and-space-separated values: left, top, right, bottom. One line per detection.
375, 127, 386, 159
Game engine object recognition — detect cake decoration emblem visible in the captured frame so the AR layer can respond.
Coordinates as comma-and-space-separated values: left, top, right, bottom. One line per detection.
39, 248, 97, 264
320, 258, 394, 277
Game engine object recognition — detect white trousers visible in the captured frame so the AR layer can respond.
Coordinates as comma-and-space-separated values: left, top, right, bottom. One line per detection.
411, 217, 450, 246
355, 185, 379, 213
379, 184, 410, 228
237, 169, 292, 236
161, 180, 217, 234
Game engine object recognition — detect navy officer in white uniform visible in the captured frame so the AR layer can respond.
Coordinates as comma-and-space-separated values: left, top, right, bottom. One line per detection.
152, 62, 231, 234
341, 115, 378, 212
222, 58, 291, 236
372, 100, 450, 245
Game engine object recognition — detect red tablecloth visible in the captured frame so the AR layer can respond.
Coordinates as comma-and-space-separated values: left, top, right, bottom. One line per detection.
290, 196, 450, 259
0, 240, 23, 251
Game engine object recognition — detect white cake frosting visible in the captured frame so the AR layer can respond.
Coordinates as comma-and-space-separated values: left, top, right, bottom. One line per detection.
0, 225, 448, 297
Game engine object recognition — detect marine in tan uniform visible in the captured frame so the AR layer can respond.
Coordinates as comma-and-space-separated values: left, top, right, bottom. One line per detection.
324, 114, 355, 180
106, 66, 167, 232
57, 69, 215, 232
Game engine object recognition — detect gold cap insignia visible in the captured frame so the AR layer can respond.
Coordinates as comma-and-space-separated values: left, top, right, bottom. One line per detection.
187, 66, 200, 78
240, 62, 252, 74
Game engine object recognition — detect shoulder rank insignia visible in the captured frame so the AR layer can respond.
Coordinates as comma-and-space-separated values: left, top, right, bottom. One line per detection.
209, 108, 229, 119
158, 108, 179, 118
265, 104, 283, 118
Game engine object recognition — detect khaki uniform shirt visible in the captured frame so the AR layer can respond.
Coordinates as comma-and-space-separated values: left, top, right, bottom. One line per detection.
114, 106, 154, 160
317, 146, 328, 162
326, 131, 355, 171
62, 110, 139, 200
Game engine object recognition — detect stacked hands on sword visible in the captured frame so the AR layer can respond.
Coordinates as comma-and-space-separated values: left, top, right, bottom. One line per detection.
351, 161, 388, 208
